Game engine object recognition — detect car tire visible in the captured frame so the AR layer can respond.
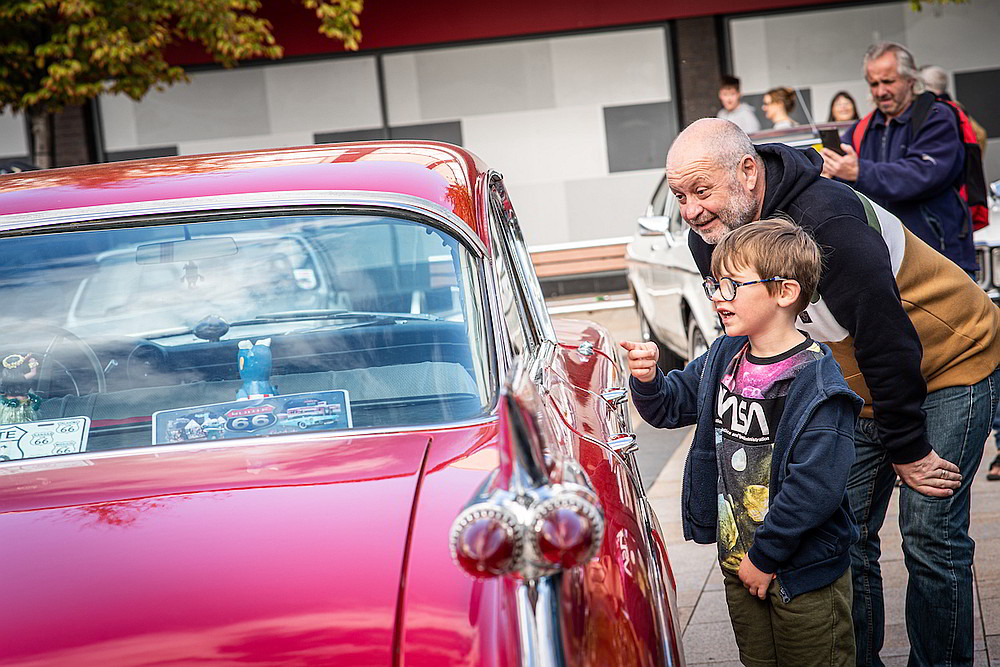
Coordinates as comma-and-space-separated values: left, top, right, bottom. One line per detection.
686, 319, 708, 363
638, 306, 683, 372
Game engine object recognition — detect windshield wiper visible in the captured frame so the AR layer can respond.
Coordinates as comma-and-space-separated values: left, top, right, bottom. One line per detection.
235, 309, 442, 325
143, 309, 443, 340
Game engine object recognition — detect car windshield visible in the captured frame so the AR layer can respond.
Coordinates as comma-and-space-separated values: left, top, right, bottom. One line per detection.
0, 212, 492, 462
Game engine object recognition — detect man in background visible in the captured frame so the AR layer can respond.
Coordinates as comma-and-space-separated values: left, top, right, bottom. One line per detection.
821, 42, 977, 276
717, 75, 761, 134
920, 64, 988, 154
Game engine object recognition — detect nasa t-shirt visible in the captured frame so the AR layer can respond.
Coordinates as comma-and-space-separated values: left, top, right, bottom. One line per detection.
714, 337, 823, 572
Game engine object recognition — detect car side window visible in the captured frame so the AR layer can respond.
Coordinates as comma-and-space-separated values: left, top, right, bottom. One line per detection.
489, 196, 535, 360
649, 176, 671, 217
489, 179, 553, 343
664, 192, 687, 237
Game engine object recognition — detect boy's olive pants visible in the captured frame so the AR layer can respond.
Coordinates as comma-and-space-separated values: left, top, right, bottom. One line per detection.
722, 567, 855, 666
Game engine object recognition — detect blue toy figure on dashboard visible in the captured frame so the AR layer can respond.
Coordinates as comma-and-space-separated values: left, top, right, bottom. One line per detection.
237, 338, 278, 400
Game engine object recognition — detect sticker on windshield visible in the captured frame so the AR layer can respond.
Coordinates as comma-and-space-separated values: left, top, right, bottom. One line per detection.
151, 390, 352, 445
0, 417, 91, 461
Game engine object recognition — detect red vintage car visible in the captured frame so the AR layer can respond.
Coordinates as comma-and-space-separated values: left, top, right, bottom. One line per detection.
0, 142, 685, 666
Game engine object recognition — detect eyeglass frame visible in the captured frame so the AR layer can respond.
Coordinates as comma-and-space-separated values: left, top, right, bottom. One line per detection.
702, 275, 787, 301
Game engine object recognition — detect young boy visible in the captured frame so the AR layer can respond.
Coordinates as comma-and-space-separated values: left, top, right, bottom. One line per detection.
621, 219, 861, 666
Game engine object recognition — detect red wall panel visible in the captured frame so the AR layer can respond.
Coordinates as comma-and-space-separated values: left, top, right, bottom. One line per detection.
168, 0, 851, 66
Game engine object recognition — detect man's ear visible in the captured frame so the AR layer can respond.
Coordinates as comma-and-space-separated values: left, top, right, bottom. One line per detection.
741, 155, 759, 191
777, 279, 801, 308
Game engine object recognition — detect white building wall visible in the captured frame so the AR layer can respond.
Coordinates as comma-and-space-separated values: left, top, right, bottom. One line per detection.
89, 2, 999, 246
95, 26, 675, 247
730, 1, 1000, 179
0, 111, 28, 161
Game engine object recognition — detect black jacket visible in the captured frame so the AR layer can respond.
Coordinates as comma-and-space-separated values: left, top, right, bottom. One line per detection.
688, 144, 932, 463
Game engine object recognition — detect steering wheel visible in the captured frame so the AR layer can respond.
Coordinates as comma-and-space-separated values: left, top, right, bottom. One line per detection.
2, 321, 107, 397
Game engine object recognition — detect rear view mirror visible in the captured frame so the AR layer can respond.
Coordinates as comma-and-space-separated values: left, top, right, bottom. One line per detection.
136, 237, 238, 264
637, 216, 669, 237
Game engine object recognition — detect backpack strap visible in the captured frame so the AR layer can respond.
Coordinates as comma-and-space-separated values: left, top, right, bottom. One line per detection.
851, 112, 874, 154
912, 92, 980, 237
908, 91, 936, 135
855, 190, 882, 234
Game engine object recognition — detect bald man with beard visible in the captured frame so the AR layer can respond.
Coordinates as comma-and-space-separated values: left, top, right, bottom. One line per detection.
646, 118, 1000, 666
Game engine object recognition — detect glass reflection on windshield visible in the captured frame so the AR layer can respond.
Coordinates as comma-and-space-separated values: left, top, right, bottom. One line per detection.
0, 213, 491, 462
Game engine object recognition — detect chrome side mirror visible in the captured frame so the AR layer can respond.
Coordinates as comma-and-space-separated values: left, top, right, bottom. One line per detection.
637, 216, 669, 237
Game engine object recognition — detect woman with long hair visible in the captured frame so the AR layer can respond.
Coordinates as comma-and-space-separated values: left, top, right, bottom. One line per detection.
827, 91, 859, 122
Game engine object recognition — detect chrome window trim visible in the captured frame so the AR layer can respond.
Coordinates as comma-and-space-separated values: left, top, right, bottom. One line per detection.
485, 176, 546, 351
0, 190, 488, 258
484, 248, 515, 385
484, 181, 539, 362
491, 174, 557, 344
0, 414, 501, 472
478, 177, 515, 382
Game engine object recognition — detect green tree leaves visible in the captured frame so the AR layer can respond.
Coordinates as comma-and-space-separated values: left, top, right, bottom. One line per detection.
0, 0, 362, 115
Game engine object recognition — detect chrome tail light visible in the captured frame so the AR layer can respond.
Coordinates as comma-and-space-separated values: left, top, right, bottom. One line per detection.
449, 485, 604, 579
450, 504, 523, 577
449, 357, 605, 580
532, 492, 604, 569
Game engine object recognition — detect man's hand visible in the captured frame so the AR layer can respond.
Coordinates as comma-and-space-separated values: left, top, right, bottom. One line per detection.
738, 556, 774, 600
821, 145, 859, 182
893, 450, 962, 497
619, 340, 659, 384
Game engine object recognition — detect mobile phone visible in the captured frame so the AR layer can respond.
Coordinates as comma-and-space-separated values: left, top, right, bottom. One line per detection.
819, 128, 846, 155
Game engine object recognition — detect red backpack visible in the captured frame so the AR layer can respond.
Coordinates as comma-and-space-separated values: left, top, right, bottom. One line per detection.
851, 91, 989, 232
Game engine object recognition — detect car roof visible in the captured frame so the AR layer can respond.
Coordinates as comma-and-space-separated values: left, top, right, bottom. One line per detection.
0, 140, 490, 240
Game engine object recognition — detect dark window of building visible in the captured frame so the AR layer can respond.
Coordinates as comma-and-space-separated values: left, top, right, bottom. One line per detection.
955, 69, 1000, 139
315, 121, 463, 146
604, 101, 676, 173
105, 146, 178, 162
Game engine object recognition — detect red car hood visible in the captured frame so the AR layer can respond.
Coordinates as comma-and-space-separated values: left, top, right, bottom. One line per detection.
0, 425, 504, 666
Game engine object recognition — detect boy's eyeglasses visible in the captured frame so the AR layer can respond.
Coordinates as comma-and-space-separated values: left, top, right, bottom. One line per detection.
703, 276, 786, 301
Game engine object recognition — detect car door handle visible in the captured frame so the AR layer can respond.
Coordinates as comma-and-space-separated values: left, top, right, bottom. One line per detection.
608, 433, 638, 454
600, 388, 628, 407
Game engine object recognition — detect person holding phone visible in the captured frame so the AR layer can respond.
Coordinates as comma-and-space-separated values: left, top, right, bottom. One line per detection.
820, 42, 976, 276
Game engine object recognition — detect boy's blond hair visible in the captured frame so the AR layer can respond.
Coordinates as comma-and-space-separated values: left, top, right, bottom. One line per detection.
710, 218, 822, 313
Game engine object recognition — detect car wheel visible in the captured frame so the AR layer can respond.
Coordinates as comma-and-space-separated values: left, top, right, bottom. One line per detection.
638, 306, 683, 371
687, 319, 708, 362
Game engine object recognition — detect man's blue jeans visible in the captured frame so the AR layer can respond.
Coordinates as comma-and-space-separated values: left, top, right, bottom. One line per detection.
848, 368, 1000, 667
992, 399, 1000, 446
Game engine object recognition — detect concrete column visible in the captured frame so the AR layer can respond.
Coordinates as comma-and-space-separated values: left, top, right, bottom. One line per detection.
673, 16, 726, 128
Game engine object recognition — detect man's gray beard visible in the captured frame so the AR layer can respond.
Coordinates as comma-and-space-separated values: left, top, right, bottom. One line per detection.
693, 183, 758, 245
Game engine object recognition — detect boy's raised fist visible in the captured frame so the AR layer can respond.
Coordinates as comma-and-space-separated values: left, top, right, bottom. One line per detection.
619, 340, 659, 384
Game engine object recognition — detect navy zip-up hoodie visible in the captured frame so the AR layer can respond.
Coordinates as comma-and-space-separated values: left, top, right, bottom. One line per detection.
631, 335, 863, 601
840, 100, 974, 272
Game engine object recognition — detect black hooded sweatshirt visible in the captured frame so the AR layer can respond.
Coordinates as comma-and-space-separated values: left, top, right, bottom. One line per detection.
688, 143, 932, 463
